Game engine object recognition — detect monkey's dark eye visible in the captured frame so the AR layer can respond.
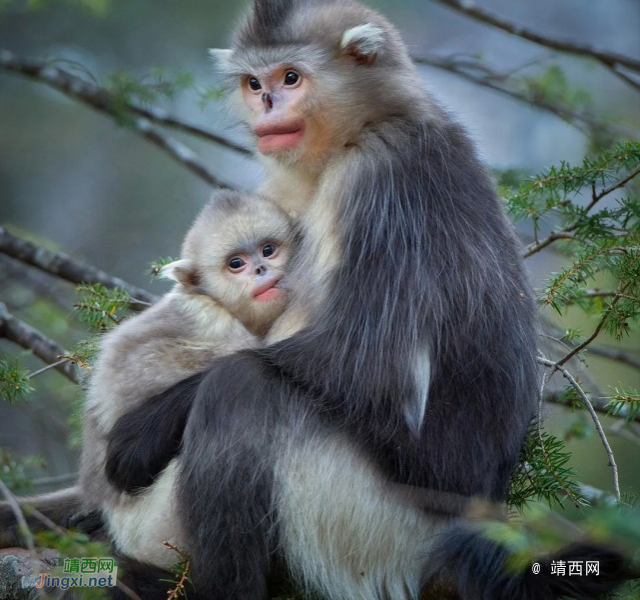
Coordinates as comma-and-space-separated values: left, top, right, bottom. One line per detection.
248, 77, 262, 91
228, 257, 246, 272
283, 71, 300, 86
262, 243, 277, 258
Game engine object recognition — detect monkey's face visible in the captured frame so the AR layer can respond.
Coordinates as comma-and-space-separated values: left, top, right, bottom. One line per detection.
220, 237, 291, 335
240, 65, 339, 165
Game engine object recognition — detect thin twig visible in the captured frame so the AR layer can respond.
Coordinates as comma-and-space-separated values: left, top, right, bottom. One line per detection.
538, 355, 621, 501
0, 225, 158, 308
31, 473, 78, 487
0, 479, 47, 600
0, 48, 235, 189
27, 358, 71, 380
593, 165, 640, 203
432, 0, 640, 77
523, 232, 576, 258
537, 368, 581, 508
0, 301, 80, 384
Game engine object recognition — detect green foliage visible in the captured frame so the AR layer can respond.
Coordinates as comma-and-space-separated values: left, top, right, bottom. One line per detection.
520, 65, 593, 113
607, 385, 640, 422
198, 86, 225, 108
149, 256, 177, 279
508, 141, 640, 346
68, 335, 101, 370
0, 358, 34, 403
73, 284, 132, 331
35, 529, 112, 599
106, 68, 197, 123
0, 448, 45, 494
508, 425, 587, 511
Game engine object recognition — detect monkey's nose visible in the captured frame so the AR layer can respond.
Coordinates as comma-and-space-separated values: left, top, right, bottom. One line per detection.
256, 265, 266, 275
262, 92, 273, 112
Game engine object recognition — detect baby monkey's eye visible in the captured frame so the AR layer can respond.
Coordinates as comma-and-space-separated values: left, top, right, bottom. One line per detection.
248, 77, 262, 91
283, 71, 300, 86
262, 243, 278, 258
228, 257, 246, 272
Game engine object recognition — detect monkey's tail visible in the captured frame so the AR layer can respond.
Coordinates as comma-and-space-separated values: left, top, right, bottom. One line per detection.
425, 522, 629, 600
0, 485, 103, 548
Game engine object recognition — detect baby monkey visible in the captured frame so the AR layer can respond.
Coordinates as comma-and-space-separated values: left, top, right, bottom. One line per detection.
78, 190, 295, 566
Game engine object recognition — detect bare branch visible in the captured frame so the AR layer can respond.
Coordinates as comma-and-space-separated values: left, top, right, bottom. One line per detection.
612, 66, 640, 93
538, 355, 621, 500
432, 0, 640, 78
0, 48, 236, 189
413, 54, 636, 139
0, 49, 252, 155
0, 481, 47, 600
31, 473, 77, 487
0, 225, 158, 308
0, 479, 38, 558
588, 346, 640, 372
0, 301, 80, 384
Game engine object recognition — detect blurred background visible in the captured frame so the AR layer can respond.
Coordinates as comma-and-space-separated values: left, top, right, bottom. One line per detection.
0, 0, 639, 502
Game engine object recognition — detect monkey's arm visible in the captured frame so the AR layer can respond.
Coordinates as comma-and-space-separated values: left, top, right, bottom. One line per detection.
105, 371, 204, 492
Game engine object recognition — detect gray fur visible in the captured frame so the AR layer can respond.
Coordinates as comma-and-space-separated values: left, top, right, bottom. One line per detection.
173, 1, 541, 599
0, 191, 294, 572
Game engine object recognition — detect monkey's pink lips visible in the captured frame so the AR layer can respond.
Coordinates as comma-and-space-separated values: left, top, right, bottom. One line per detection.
253, 277, 284, 302
255, 121, 305, 153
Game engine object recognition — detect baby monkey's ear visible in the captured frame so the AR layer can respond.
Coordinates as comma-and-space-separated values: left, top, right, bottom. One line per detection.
160, 259, 201, 290
340, 23, 385, 65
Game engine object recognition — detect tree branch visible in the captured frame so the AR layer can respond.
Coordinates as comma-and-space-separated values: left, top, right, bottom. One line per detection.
588, 345, 640, 372
413, 54, 635, 139
538, 355, 621, 501
0, 225, 158, 308
0, 301, 80, 384
0, 48, 237, 189
432, 0, 640, 78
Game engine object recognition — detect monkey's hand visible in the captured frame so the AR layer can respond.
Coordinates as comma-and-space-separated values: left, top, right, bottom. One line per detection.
105, 371, 204, 493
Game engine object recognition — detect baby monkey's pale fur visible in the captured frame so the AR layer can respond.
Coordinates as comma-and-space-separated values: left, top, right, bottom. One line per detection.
79, 190, 294, 566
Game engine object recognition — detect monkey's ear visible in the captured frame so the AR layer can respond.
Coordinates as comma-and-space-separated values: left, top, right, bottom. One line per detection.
160, 259, 200, 289
208, 48, 234, 71
341, 23, 385, 65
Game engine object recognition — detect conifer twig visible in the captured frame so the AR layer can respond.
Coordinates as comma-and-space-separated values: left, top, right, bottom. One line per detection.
556, 282, 631, 367
0, 225, 157, 309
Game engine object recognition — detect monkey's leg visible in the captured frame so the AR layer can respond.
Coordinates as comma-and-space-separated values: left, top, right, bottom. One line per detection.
177, 354, 285, 600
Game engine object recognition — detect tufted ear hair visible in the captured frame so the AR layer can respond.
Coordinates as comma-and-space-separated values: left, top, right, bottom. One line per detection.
340, 23, 385, 65
160, 259, 200, 290
207, 48, 234, 71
